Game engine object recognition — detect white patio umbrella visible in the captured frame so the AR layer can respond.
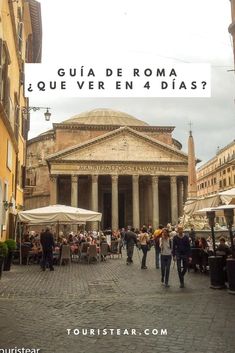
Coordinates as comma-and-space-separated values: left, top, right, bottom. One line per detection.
18, 204, 102, 224
17, 205, 102, 264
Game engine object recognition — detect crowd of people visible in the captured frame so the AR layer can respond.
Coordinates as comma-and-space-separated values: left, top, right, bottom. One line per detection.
17, 223, 234, 288
122, 224, 234, 288
122, 225, 191, 288
18, 227, 122, 268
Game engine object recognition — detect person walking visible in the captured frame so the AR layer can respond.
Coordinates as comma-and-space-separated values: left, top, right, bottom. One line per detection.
153, 225, 163, 269
160, 228, 172, 287
139, 226, 149, 269
172, 226, 191, 288
40, 226, 55, 271
124, 227, 138, 265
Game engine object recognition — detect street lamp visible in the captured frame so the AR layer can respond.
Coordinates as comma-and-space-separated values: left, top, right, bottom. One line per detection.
206, 210, 216, 255
2, 201, 13, 211
44, 108, 51, 121
22, 107, 52, 121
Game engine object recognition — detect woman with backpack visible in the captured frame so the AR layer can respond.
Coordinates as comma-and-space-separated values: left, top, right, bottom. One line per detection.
160, 228, 172, 287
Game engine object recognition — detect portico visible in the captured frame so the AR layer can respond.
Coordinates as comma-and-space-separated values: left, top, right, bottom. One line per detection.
48, 162, 188, 230
26, 108, 189, 230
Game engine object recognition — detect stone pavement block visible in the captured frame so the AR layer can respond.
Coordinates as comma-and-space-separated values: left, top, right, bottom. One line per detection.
0, 249, 235, 353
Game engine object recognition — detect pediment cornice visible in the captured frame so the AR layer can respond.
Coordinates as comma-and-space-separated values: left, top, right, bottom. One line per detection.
47, 126, 187, 162
52, 159, 187, 165
53, 122, 175, 133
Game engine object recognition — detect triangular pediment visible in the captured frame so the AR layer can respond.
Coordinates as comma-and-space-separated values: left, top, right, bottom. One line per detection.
47, 127, 188, 163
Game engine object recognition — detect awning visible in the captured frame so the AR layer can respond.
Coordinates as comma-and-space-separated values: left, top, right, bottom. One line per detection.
18, 204, 102, 224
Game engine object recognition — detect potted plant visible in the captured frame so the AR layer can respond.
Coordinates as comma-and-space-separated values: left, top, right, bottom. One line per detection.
3, 239, 17, 271
0, 242, 8, 279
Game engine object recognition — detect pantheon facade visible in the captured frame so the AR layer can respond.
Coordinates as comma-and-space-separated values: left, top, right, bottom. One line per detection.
25, 109, 189, 230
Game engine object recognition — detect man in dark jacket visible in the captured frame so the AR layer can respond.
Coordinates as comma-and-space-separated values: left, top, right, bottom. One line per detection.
172, 226, 191, 288
124, 227, 138, 265
40, 226, 55, 271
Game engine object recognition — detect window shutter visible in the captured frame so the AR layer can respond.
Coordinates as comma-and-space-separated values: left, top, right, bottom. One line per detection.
18, 22, 23, 54
4, 77, 10, 117
21, 166, 26, 189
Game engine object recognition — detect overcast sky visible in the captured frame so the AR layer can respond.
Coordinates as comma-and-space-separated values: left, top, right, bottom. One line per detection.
28, 0, 235, 167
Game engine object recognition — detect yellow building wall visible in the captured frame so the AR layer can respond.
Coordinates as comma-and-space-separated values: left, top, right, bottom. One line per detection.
217, 143, 235, 191
0, 0, 35, 240
0, 119, 16, 240
197, 141, 235, 198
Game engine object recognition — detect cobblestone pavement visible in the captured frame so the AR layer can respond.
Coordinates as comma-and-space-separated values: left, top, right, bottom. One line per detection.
0, 249, 235, 353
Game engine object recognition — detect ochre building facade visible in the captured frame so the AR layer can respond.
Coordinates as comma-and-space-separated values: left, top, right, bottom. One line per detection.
25, 109, 189, 230
0, 0, 41, 239
197, 140, 235, 197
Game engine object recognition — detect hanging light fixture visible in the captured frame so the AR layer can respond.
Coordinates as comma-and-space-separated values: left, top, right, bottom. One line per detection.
44, 108, 51, 121
22, 107, 52, 121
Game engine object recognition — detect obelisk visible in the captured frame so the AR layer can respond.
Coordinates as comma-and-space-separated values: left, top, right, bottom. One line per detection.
187, 128, 197, 199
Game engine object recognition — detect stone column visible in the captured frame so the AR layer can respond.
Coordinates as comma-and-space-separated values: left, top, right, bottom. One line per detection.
91, 175, 98, 211
71, 175, 78, 207
91, 175, 99, 230
111, 175, 119, 231
152, 175, 159, 230
170, 176, 178, 225
143, 180, 149, 226
139, 179, 145, 227
178, 179, 184, 218
132, 175, 140, 230
147, 180, 153, 226
49, 175, 57, 205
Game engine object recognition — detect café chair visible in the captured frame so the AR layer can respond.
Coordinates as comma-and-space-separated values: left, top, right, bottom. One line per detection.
100, 243, 109, 261
87, 244, 98, 264
60, 244, 71, 266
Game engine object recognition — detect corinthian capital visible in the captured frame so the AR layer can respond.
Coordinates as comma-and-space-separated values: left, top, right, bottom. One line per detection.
132, 175, 139, 183
151, 175, 159, 184
111, 175, 119, 183
91, 175, 98, 183
49, 175, 57, 183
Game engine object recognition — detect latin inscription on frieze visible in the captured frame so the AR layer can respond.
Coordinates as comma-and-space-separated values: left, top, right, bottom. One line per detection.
74, 164, 179, 174
52, 162, 187, 176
